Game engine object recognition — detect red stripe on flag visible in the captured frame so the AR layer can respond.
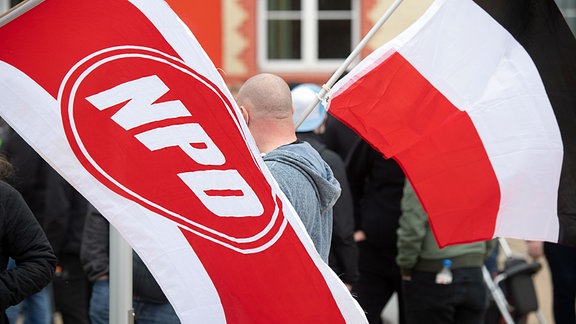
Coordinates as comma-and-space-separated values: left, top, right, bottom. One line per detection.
183, 224, 346, 323
330, 51, 501, 246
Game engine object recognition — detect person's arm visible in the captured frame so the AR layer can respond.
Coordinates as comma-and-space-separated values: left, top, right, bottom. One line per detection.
396, 182, 427, 280
326, 151, 359, 288
526, 240, 544, 261
344, 139, 371, 240
80, 204, 110, 282
0, 182, 56, 311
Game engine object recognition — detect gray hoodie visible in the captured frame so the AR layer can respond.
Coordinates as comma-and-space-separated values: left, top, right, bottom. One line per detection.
263, 141, 341, 262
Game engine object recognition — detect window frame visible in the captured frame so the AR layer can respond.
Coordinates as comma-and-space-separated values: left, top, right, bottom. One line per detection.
257, 0, 360, 73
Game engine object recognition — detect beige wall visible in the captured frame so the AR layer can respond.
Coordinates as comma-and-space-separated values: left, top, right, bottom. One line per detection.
365, 0, 433, 51
223, 0, 249, 78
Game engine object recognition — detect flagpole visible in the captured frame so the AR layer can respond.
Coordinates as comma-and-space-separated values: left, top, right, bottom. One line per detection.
0, 0, 43, 27
110, 226, 135, 324
294, 0, 404, 129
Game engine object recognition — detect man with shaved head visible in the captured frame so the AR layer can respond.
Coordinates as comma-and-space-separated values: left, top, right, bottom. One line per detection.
237, 73, 341, 262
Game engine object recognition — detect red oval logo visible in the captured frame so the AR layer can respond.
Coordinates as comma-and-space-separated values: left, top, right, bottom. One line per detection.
59, 46, 284, 252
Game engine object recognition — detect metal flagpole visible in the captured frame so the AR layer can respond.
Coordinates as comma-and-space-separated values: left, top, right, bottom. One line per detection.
294, 0, 404, 129
0, 0, 44, 28
110, 226, 135, 324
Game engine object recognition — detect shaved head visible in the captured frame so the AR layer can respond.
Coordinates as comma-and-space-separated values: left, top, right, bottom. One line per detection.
236, 73, 297, 153
236, 73, 293, 119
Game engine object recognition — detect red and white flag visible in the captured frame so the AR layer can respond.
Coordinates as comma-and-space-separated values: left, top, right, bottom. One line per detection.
328, 0, 576, 247
0, 1, 366, 322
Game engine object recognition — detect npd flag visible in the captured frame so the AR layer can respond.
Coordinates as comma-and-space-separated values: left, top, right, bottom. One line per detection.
0, 0, 366, 323
328, 0, 576, 247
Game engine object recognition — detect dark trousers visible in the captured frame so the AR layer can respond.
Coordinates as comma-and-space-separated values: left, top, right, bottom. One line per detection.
402, 268, 488, 324
53, 255, 91, 324
544, 242, 576, 324
353, 242, 404, 324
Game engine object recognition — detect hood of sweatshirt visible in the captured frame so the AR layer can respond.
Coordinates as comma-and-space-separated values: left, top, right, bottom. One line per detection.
263, 141, 341, 215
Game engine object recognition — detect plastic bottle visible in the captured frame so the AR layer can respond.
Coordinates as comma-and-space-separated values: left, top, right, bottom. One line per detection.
435, 259, 453, 284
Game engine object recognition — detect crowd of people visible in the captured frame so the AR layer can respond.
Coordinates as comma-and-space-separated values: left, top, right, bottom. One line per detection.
0, 128, 179, 323
0, 73, 574, 324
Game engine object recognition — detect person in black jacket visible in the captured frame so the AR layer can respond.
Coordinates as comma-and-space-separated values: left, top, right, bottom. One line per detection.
81, 204, 180, 324
291, 83, 359, 290
43, 168, 91, 323
1, 129, 54, 324
323, 110, 407, 323
346, 139, 406, 324
0, 156, 56, 323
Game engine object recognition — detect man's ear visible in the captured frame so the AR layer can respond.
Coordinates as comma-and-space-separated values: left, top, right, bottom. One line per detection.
240, 105, 249, 126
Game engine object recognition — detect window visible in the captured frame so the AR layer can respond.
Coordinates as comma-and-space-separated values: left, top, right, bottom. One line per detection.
258, 0, 359, 72
0, 0, 24, 13
0, 0, 8, 13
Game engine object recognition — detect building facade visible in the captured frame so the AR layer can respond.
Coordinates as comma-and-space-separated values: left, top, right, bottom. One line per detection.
2, 0, 576, 88
176, 0, 435, 87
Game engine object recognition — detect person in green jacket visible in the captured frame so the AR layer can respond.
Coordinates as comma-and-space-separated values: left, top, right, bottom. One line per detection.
396, 181, 495, 324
